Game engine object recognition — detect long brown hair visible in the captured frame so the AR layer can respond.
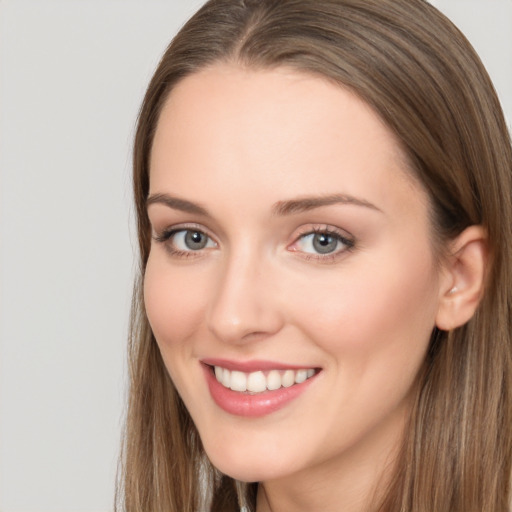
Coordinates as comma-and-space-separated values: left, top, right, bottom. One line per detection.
117, 1, 512, 510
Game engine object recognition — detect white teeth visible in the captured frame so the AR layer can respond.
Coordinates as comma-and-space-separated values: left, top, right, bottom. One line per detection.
267, 370, 281, 391
221, 368, 230, 388
295, 369, 307, 384
230, 370, 247, 392
213, 366, 317, 393
247, 371, 267, 393
282, 369, 295, 388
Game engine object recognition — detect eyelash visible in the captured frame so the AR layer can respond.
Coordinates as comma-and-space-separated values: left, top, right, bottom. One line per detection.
152, 225, 355, 262
153, 225, 216, 258
290, 226, 355, 263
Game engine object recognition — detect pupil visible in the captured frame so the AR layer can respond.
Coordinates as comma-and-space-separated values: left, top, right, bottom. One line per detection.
313, 233, 337, 254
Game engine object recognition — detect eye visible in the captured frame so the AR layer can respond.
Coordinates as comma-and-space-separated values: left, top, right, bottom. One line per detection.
173, 230, 215, 251
291, 229, 354, 257
154, 228, 217, 254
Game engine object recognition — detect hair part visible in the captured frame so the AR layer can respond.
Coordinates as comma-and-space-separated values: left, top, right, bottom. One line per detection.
118, 1, 512, 510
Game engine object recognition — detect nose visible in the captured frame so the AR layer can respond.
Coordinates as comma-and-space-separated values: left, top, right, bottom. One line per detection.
205, 249, 284, 344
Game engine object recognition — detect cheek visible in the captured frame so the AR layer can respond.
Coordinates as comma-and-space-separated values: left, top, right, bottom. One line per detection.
291, 250, 439, 364
280, 253, 439, 457
143, 252, 207, 350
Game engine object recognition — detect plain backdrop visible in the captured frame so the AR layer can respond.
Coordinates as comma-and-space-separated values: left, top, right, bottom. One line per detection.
0, 1, 510, 511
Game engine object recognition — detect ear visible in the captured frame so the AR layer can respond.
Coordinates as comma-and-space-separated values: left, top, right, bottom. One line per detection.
435, 225, 488, 331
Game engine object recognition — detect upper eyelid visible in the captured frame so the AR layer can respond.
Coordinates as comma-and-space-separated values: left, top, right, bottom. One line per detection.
295, 231, 354, 250
153, 222, 215, 238
149, 215, 227, 241
291, 224, 354, 242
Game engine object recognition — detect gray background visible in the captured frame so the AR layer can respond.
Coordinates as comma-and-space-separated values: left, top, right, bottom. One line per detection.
0, 1, 510, 511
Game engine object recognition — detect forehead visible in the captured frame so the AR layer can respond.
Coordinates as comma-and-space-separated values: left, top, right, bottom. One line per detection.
150, 64, 428, 221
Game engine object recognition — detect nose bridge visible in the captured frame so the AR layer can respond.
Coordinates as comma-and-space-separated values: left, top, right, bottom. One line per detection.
206, 243, 282, 343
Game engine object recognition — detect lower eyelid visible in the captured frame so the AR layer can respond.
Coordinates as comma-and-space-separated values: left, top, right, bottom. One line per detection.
299, 252, 342, 263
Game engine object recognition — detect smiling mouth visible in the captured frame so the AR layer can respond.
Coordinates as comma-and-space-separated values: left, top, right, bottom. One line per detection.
211, 365, 318, 394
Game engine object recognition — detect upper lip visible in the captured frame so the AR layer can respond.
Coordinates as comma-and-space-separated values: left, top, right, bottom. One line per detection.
201, 358, 318, 373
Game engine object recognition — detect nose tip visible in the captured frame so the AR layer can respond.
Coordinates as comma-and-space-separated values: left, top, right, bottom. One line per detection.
206, 258, 283, 344
210, 316, 271, 344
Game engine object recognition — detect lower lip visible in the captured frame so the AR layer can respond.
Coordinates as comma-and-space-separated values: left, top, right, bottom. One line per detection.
202, 364, 318, 417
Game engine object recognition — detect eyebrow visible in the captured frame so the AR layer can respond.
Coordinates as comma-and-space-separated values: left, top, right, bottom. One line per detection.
146, 192, 381, 216
146, 193, 209, 215
271, 194, 381, 216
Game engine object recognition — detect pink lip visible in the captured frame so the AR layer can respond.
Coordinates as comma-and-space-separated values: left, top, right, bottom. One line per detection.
201, 358, 311, 372
201, 361, 319, 418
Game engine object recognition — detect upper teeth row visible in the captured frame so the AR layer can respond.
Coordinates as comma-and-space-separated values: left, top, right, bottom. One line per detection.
214, 366, 316, 393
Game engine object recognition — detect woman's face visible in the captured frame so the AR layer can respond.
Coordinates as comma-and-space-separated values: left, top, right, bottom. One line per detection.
145, 65, 445, 484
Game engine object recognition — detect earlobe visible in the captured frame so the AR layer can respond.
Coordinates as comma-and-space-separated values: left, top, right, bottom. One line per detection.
435, 225, 488, 331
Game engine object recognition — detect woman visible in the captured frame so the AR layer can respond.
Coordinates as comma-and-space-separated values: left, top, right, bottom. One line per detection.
117, 1, 512, 510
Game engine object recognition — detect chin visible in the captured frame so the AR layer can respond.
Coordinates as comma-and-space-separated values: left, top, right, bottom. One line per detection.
211, 461, 279, 483
204, 442, 300, 483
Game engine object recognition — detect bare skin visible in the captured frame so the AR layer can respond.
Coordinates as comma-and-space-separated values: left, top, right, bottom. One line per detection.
145, 64, 486, 511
